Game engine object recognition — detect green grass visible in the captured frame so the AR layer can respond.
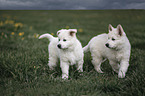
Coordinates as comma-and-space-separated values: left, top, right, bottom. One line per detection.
0, 10, 145, 96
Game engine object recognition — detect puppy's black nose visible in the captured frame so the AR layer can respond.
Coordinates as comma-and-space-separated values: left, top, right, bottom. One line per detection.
57, 44, 61, 49
105, 43, 109, 48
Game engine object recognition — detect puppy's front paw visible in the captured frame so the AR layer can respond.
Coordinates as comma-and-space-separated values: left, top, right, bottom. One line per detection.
62, 74, 68, 80
118, 71, 125, 78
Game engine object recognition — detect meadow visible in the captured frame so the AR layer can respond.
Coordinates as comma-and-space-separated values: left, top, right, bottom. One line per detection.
0, 10, 145, 96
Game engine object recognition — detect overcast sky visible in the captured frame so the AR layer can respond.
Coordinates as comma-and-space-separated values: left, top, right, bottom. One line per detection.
0, 0, 145, 10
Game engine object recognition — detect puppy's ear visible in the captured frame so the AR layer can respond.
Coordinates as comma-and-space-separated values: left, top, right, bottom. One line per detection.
108, 24, 113, 31
69, 29, 77, 36
117, 24, 124, 36
57, 30, 61, 36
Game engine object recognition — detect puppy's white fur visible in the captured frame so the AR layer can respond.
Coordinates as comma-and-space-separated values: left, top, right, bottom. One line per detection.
39, 29, 84, 79
83, 24, 131, 78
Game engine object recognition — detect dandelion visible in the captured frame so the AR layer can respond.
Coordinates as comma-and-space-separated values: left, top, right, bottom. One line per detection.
0, 21, 3, 26
78, 28, 83, 32
4, 20, 14, 24
19, 32, 24, 36
51, 33, 54, 36
66, 26, 69, 29
11, 32, 15, 35
14, 23, 23, 28
9, 20, 14, 24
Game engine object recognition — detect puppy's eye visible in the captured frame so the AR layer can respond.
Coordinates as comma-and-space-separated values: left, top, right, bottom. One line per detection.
63, 39, 66, 41
58, 39, 60, 41
112, 38, 115, 41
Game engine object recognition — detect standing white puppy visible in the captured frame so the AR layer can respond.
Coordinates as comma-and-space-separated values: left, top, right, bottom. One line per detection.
39, 29, 84, 79
83, 24, 131, 78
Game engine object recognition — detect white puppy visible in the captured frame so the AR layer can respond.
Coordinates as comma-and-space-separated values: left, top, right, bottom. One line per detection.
83, 24, 131, 78
39, 29, 84, 79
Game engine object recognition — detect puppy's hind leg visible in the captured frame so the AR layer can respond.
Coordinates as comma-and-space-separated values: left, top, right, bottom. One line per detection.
48, 56, 58, 70
92, 57, 104, 73
76, 60, 84, 72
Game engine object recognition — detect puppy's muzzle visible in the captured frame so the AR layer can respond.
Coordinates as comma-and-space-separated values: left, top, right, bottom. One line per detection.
57, 44, 62, 49
105, 43, 110, 48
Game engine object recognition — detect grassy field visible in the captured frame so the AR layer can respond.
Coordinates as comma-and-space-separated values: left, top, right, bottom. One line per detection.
0, 10, 145, 96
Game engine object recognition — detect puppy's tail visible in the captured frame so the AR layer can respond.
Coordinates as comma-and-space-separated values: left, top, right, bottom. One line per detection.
83, 44, 90, 53
39, 33, 54, 41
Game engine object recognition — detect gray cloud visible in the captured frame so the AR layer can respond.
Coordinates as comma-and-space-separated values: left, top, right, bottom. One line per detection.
0, 0, 145, 10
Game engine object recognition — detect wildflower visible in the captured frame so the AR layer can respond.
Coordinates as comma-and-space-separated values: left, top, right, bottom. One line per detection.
14, 23, 23, 28
0, 21, 3, 26
19, 32, 24, 36
66, 26, 69, 29
4, 20, 14, 24
51, 33, 54, 36
34, 66, 36, 68
78, 28, 83, 32
11, 32, 15, 35
8, 20, 14, 24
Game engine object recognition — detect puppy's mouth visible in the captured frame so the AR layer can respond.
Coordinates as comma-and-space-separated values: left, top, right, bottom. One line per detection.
105, 43, 115, 49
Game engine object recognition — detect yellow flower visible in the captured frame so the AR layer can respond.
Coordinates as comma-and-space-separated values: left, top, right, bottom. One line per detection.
11, 32, 15, 35
78, 28, 83, 32
4, 20, 14, 24
14, 23, 23, 28
66, 26, 69, 29
0, 21, 3, 26
19, 32, 24, 36
51, 33, 54, 36
9, 20, 14, 24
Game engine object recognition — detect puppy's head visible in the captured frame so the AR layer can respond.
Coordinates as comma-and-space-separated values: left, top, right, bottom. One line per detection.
57, 29, 77, 50
105, 24, 126, 49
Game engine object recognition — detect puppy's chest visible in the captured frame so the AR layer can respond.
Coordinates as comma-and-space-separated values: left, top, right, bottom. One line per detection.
110, 51, 123, 62
61, 52, 78, 65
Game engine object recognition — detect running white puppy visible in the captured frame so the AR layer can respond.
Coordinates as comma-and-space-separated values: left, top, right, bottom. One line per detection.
39, 29, 84, 79
83, 24, 131, 78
